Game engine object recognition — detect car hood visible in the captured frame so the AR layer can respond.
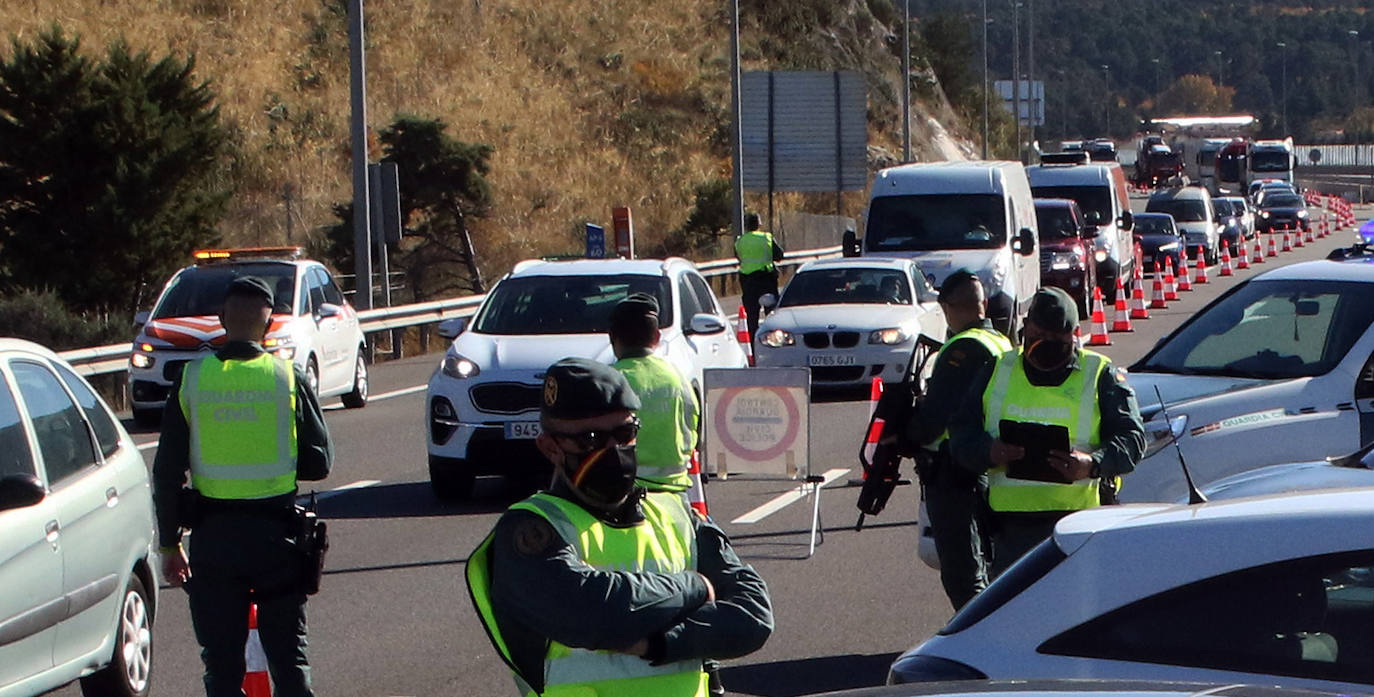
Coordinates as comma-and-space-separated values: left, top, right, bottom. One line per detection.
762, 304, 921, 333
449, 331, 616, 371
1136, 232, 1179, 247
895, 250, 1004, 289
1039, 239, 1083, 252
1197, 460, 1374, 502
139, 314, 294, 349
1125, 371, 1267, 407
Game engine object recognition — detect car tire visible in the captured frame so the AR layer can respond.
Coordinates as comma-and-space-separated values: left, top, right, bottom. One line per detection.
305, 357, 320, 397
429, 456, 475, 501
80, 574, 153, 697
340, 352, 368, 409
132, 407, 161, 429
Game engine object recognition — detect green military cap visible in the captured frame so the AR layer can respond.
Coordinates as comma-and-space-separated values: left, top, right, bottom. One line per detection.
937, 268, 981, 304
1027, 287, 1079, 334
611, 292, 659, 323
226, 276, 274, 307
541, 357, 642, 419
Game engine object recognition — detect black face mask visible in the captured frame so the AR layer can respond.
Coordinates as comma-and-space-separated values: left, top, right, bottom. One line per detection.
1025, 338, 1075, 372
563, 444, 638, 509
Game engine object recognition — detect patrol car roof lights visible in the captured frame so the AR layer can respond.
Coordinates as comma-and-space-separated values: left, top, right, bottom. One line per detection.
1154, 387, 1207, 505
193, 246, 304, 264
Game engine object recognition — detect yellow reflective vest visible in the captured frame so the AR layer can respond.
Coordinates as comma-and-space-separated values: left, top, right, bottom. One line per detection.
178, 354, 298, 500
981, 349, 1108, 512
613, 354, 698, 492
924, 327, 1013, 451
734, 231, 775, 275
467, 492, 707, 697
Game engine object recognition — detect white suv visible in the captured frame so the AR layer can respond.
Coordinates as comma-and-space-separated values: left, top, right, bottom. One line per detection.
129, 248, 369, 426
0, 339, 156, 697
426, 257, 749, 499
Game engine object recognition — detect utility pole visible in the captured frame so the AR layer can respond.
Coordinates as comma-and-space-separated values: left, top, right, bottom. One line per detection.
902, 0, 911, 162
1214, 50, 1224, 89
1101, 64, 1110, 136
348, 0, 372, 310
1026, 0, 1034, 151
1277, 42, 1287, 135
729, 0, 744, 239
1012, 1, 1022, 162
981, 0, 989, 159
1151, 58, 1161, 101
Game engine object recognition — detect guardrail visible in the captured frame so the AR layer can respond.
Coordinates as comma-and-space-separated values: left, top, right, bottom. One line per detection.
57, 245, 843, 377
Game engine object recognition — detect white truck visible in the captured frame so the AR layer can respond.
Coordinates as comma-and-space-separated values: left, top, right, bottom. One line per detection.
1248, 137, 1297, 187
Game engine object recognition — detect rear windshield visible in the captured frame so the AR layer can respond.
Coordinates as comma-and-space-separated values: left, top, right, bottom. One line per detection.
865, 194, 1007, 252
1035, 206, 1080, 240
780, 268, 911, 307
1031, 186, 1111, 221
473, 274, 672, 335
1146, 198, 1208, 223
153, 264, 297, 318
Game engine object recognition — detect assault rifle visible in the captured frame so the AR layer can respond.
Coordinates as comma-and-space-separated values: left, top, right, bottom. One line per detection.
855, 333, 943, 530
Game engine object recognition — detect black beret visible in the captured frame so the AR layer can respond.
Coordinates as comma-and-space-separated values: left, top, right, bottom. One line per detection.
541, 357, 641, 419
611, 292, 659, 323
1027, 287, 1079, 334
937, 269, 982, 303
226, 276, 274, 306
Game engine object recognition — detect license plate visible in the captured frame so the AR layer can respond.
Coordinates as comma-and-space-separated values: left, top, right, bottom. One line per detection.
505, 421, 542, 439
808, 354, 855, 367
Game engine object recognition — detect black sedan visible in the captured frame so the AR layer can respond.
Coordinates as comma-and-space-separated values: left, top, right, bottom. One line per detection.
1132, 212, 1185, 274
1256, 192, 1310, 234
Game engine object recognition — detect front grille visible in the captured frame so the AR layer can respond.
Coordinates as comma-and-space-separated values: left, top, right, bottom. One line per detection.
833, 332, 860, 348
163, 360, 188, 382
803, 332, 830, 349
1040, 254, 1053, 274
803, 331, 859, 349
471, 382, 542, 414
811, 366, 866, 382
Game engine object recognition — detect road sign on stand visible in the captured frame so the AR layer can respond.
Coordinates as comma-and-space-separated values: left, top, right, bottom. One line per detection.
585, 223, 605, 258
612, 206, 635, 259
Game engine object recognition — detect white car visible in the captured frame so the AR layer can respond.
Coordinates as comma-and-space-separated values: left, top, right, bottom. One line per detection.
0, 339, 156, 697
889, 489, 1374, 693
1191, 442, 1374, 502
129, 247, 369, 426
754, 258, 946, 389
1123, 247, 1374, 503
425, 257, 748, 499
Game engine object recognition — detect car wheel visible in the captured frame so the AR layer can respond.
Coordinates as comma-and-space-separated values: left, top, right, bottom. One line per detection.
340, 352, 368, 409
80, 574, 152, 697
429, 456, 475, 501
132, 407, 161, 429
305, 357, 320, 396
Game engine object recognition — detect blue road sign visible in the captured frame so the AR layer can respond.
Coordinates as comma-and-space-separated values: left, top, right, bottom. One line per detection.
586, 223, 605, 258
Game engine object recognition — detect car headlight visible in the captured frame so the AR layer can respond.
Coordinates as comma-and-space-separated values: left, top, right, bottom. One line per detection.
758, 329, 794, 348
1142, 413, 1188, 459
1050, 251, 1084, 271
1297, 209, 1309, 218
263, 337, 296, 361
442, 353, 481, 379
130, 353, 154, 369
868, 327, 910, 345
1259, 211, 1271, 218
1094, 249, 1108, 263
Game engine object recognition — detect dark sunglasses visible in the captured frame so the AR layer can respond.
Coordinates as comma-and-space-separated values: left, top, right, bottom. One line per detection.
548, 415, 641, 452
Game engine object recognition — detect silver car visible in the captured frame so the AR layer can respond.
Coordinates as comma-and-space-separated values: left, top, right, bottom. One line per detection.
0, 339, 156, 697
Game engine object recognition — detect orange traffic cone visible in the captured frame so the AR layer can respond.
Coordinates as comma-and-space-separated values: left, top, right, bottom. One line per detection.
244, 603, 271, 697
1281, 229, 1293, 252
1295, 225, 1306, 247
1150, 265, 1167, 309
1129, 273, 1150, 319
686, 450, 708, 517
1304, 226, 1314, 244
1111, 276, 1133, 332
1193, 246, 1209, 284
1219, 240, 1234, 276
1236, 238, 1250, 270
1267, 232, 1278, 257
857, 377, 884, 484
1164, 256, 1179, 301
1253, 238, 1266, 264
735, 305, 754, 367
1177, 249, 1193, 292
1087, 287, 1111, 346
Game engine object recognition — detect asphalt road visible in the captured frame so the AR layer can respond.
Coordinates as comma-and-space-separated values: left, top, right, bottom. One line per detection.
47, 202, 1369, 697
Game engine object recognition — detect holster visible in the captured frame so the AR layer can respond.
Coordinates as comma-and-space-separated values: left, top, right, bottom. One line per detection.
1098, 476, 1120, 506
292, 505, 329, 595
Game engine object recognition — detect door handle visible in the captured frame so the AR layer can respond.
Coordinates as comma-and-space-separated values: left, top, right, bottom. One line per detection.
106, 487, 119, 508
45, 520, 60, 544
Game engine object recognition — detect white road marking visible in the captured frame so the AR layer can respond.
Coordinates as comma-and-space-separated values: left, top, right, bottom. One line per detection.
137, 441, 160, 451
322, 383, 427, 410
729, 468, 850, 524
308, 480, 381, 501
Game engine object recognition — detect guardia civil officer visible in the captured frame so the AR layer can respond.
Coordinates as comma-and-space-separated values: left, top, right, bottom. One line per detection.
609, 292, 699, 493
154, 276, 332, 697
467, 358, 772, 697
734, 212, 785, 352
949, 287, 1144, 578
902, 270, 1012, 610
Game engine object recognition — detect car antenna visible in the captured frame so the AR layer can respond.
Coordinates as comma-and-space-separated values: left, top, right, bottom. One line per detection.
1154, 386, 1207, 505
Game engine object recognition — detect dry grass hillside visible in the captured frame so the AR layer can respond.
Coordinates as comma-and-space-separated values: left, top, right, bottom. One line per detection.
2, 0, 975, 286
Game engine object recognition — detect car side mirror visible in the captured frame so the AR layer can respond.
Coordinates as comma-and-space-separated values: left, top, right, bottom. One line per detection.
0, 474, 46, 512
687, 313, 727, 336
133, 311, 150, 327
317, 303, 341, 319
1118, 210, 1134, 231
436, 318, 467, 339
1015, 227, 1036, 256
842, 229, 861, 257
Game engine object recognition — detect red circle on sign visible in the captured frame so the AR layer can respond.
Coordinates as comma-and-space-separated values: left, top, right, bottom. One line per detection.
712, 386, 800, 462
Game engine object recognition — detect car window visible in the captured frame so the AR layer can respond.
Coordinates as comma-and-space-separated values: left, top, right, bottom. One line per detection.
1146, 198, 1209, 223
53, 363, 120, 459
473, 274, 674, 335
1040, 550, 1374, 684
686, 273, 720, 317
1134, 279, 1374, 380
780, 268, 912, 307
942, 540, 1067, 635
678, 276, 705, 321
1263, 195, 1305, 209
1135, 216, 1176, 235
910, 264, 938, 304
318, 268, 346, 306
1035, 206, 1080, 241
1031, 186, 1112, 221
307, 269, 327, 314
0, 371, 37, 479
153, 263, 297, 318
866, 194, 1007, 252
11, 360, 98, 484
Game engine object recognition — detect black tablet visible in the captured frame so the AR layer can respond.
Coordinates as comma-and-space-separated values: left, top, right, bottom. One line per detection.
998, 419, 1073, 484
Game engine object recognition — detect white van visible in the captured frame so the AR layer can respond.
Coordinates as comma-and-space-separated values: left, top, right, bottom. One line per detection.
1026, 161, 1136, 301
857, 161, 1039, 337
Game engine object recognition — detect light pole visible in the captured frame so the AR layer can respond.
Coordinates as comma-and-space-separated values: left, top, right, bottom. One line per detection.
1055, 69, 1067, 144
902, 0, 911, 162
1214, 50, 1224, 88
1026, 0, 1035, 149
1012, 1, 1023, 162
982, 0, 989, 159
1350, 31, 1362, 108
1101, 64, 1110, 136
1151, 58, 1161, 100
1277, 42, 1287, 135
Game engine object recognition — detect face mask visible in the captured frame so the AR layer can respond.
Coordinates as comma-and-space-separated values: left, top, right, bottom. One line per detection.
564, 444, 638, 508
1026, 338, 1075, 372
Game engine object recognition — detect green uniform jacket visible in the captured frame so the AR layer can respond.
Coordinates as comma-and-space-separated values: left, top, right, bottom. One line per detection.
613, 351, 699, 491
905, 319, 1009, 451
152, 341, 333, 548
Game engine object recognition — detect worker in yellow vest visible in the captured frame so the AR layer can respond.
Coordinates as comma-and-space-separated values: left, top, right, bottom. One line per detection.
467, 358, 772, 697
153, 276, 333, 697
949, 288, 1144, 578
609, 292, 699, 493
734, 212, 785, 353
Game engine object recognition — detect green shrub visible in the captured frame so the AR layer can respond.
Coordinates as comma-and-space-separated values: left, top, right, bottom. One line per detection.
0, 289, 125, 351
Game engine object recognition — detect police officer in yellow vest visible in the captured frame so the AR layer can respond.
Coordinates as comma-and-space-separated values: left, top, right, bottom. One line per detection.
154, 276, 332, 697
467, 358, 772, 697
734, 212, 785, 353
609, 292, 699, 493
902, 270, 1012, 610
950, 287, 1144, 578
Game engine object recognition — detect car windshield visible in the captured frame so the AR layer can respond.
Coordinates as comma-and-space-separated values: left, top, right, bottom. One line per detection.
1263, 195, 1304, 209
473, 274, 673, 335
1035, 206, 1080, 241
1213, 199, 1235, 217
865, 194, 1007, 252
1031, 186, 1111, 221
1250, 151, 1292, 172
779, 268, 911, 307
1133, 279, 1374, 380
152, 263, 297, 318
1147, 198, 1208, 222
1134, 216, 1175, 236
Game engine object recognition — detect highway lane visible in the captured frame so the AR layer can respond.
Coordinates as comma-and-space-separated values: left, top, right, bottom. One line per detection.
50, 217, 1364, 697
